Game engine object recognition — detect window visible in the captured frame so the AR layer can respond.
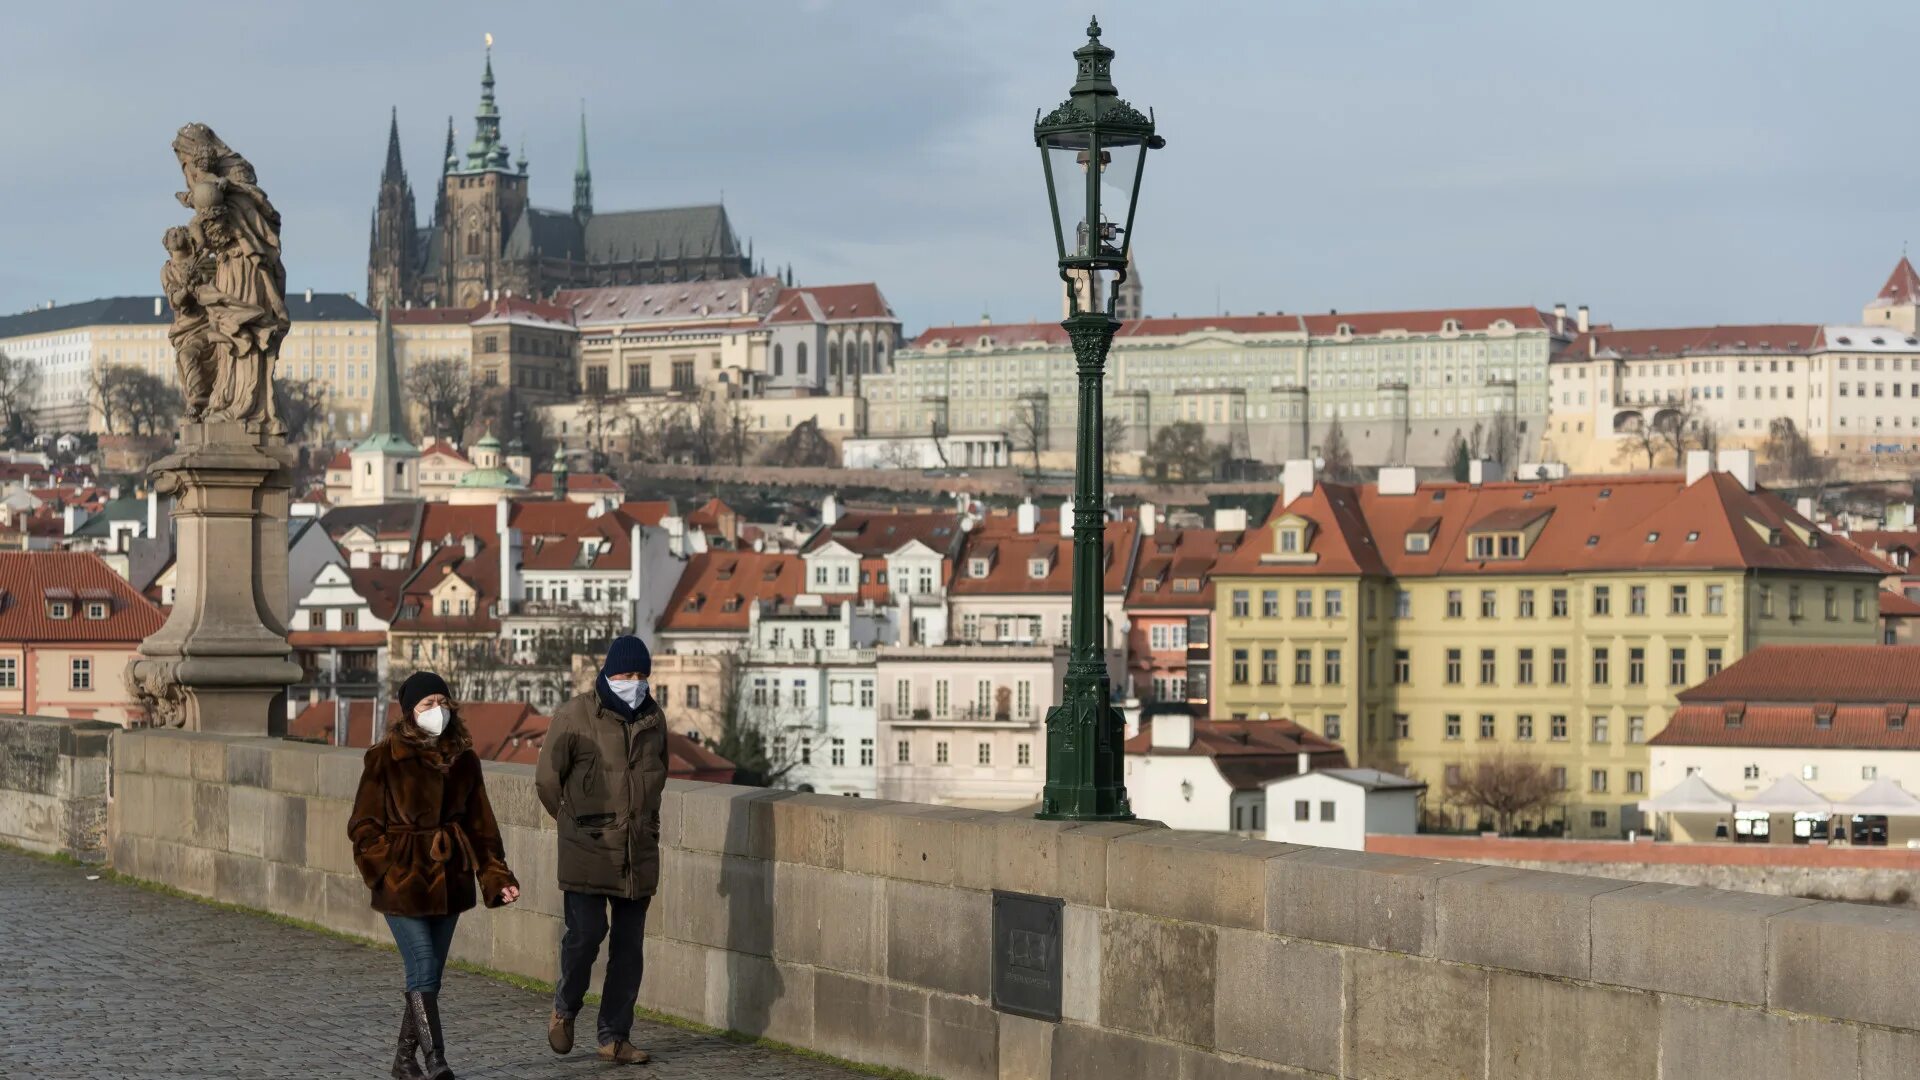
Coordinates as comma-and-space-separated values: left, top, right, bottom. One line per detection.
1625, 770, 1645, 795
1446, 589, 1463, 618
1516, 714, 1534, 740
1480, 589, 1497, 618
1628, 715, 1646, 744
1864, 765, 1879, 780
1445, 648, 1463, 684
1551, 588, 1569, 617
1854, 588, 1868, 621
1551, 766, 1568, 790
1590, 769, 1609, 793
1592, 647, 1610, 685
1593, 586, 1611, 616
1824, 586, 1839, 621
1325, 589, 1344, 618
1592, 715, 1610, 743
1671, 585, 1689, 615
1589, 810, 1608, 829
1471, 535, 1493, 559
1017, 681, 1032, 718
1518, 588, 1535, 618
1324, 649, 1343, 685
1707, 584, 1725, 614
1295, 800, 1311, 822
1551, 648, 1568, 685
1295, 648, 1313, 685
1320, 801, 1337, 823
1550, 715, 1568, 741
1516, 648, 1535, 684
831, 738, 847, 766
1801, 764, 1818, 781
1629, 585, 1648, 615
1478, 649, 1496, 684
977, 743, 992, 766
895, 680, 911, 713
0, 658, 13, 689
1323, 714, 1342, 741
1394, 714, 1410, 739
1445, 714, 1462, 740
897, 740, 911, 764
1261, 589, 1279, 617
934, 741, 950, 765
1479, 714, 1496, 739
1296, 589, 1314, 617
1743, 764, 1761, 781
1789, 586, 1803, 619
1393, 649, 1411, 684
1706, 648, 1724, 678
1669, 648, 1687, 686
1232, 590, 1249, 617
1395, 590, 1412, 619
935, 680, 949, 716
1444, 764, 1463, 787
1246, 648, 1273, 685
1760, 585, 1775, 618
85, 601, 106, 620
1628, 647, 1646, 686
1230, 648, 1250, 685
70, 658, 91, 691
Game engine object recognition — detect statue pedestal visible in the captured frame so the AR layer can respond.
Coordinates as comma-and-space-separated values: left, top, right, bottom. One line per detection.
129, 419, 301, 734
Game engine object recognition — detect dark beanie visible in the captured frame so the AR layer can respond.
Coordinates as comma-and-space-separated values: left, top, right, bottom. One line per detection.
601, 635, 652, 678
399, 671, 452, 716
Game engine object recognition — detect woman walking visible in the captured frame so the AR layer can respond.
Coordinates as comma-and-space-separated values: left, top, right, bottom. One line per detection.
349, 672, 520, 1080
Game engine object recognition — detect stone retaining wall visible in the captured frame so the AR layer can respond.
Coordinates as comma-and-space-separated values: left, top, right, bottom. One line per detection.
0, 714, 114, 862
110, 728, 1920, 1080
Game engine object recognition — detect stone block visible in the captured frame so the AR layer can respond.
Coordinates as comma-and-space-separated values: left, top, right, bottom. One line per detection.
1266, 847, 1471, 955
1057, 821, 1162, 908
315, 749, 365, 802
1107, 830, 1290, 931
928, 993, 998, 1080
1487, 972, 1655, 1080
773, 861, 881, 976
143, 732, 198, 778
1049, 1024, 1188, 1080
1432, 865, 1630, 980
1062, 903, 1101, 1025
813, 970, 927, 1074
955, 814, 1078, 895
1098, 909, 1217, 1048
189, 738, 228, 782
489, 905, 561, 983
498, 825, 559, 918
150, 837, 217, 897
635, 935, 708, 1022
663, 849, 774, 956
1591, 883, 1815, 1006
656, 779, 686, 850
226, 742, 271, 788
262, 791, 308, 866
480, 764, 546, 831
268, 742, 322, 796
679, 784, 782, 858
108, 826, 140, 876
448, 907, 495, 970
227, 784, 270, 859
268, 860, 327, 926
324, 870, 386, 942
999, 1012, 1054, 1080
1213, 927, 1341, 1074
303, 798, 356, 878
214, 851, 270, 910
113, 772, 155, 840
886, 879, 991, 998
887, 805, 990, 886
770, 792, 855, 868
706, 952, 813, 1046
1861, 1026, 1920, 1080
1183, 1054, 1322, 1080
1658, 997, 1861, 1080
1344, 951, 1487, 1080
189, 781, 228, 850
113, 728, 147, 776
146, 774, 195, 845
838, 798, 904, 878
1768, 901, 1920, 1029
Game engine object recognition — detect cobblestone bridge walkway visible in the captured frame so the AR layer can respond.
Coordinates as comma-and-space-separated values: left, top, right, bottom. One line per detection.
0, 850, 871, 1079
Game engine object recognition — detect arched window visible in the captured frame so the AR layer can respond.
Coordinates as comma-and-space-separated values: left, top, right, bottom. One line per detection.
876, 341, 888, 371
797, 343, 808, 375
829, 341, 841, 375
466, 232, 480, 256
860, 341, 872, 372
773, 344, 784, 376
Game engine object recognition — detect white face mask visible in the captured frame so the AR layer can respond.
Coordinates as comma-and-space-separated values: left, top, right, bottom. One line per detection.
416, 705, 449, 737
607, 678, 647, 708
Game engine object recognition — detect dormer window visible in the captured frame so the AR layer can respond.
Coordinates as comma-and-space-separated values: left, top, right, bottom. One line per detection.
1279, 529, 1301, 554
1027, 558, 1049, 579
969, 558, 990, 578
1142, 579, 1159, 592
47, 601, 69, 620
1173, 578, 1200, 593
1405, 532, 1431, 553
722, 597, 741, 612
86, 602, 107, 620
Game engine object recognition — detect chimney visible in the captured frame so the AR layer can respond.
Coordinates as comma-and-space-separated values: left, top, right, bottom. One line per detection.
1468, 459, 1507, 486
1588, 336, 1597, 359
146, 491, 160, 539
1296, 750, 1310, 775
1212, 507, 1248, 531
1553, 303, 1566, 335
109, 484, 121, 501
1060, 498, 1075, 537
664, 515, 687, 558
461, 534, 479, 560
1795, 496, 1816, 520
1139, 502, 1157, 536
628, 523, 644, 628
1150, 713, 1193, 750
496, 498, 522, 608
1576, 305, 1590, 333
1016, 497, 1037, 535
1684, 449, 1713, 487
304, 288, 313, 303
153, 296, 162, 317
1378, 466, 1417, 496
350, 549, 371, 569
63, 504, 85, 535
821, 493, 841, 528
1282, 458, 1316, 508
1720, 448, 1756, 491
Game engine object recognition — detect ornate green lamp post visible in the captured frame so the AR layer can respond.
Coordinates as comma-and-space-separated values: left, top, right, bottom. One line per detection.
1034, 18, 1163, 821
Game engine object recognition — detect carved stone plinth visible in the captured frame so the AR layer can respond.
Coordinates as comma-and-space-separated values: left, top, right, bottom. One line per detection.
129, 419, 300, 733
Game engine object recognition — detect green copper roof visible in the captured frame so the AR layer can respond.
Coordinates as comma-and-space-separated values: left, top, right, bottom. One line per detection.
455, 466, 523, 488
355, 304, 416, 456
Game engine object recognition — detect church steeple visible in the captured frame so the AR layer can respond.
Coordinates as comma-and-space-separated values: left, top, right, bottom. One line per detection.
573, 103, 593, 222
383, 107, 405, 183
363, 304, 412, 448
367, 108, 419, 310
347, 304, 421, 504
463, 43, 511, 172
442, 115, 457, 174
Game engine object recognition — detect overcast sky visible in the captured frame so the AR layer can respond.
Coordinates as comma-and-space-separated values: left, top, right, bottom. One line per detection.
7, 1, 1920, 333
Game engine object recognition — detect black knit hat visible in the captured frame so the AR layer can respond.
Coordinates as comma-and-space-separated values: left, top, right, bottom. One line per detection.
399, 671, 452, 717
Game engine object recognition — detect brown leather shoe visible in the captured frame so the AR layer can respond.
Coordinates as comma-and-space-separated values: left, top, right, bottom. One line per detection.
597, 1040, 651, 1065
547, 1012, 574, 1055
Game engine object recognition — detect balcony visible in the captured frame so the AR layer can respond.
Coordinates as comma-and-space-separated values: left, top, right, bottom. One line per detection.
747, 647, 877, 666
876, 704, 1038, 727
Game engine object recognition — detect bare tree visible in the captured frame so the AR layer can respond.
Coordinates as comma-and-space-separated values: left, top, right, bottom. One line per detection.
1443, 752, 1561, 834
1448, 429, 1472, 481
1011, 396, 1048, 475
1613, 412, 1660, 471
1320, 417, 1357, 483
1103, 412, 1130, 477
711, 656, 816, 788
1143, 420, 1220, 482
762, 417, 838, 468
1764, 417, 1828, 488
272, 376, 328, 444
1655, 401, 1716, 465
404, 357, 475, 441
0, 351, 40, 448
1485, 410, 1522, 470
89, 365, 180, 437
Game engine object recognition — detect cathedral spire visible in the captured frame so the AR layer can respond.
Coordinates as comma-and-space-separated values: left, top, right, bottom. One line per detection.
362, 304, 413, 448
464, 41, 510, 171
573, 102, 593, 222
383, 107, 405, 182
442, 115, 456, 173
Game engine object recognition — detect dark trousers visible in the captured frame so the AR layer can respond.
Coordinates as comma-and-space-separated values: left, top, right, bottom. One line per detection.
385, 913, 459, 993
554, 891, 652, 1046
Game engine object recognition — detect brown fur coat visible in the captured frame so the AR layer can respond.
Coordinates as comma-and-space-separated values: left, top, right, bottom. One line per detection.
347, 722, 517, 918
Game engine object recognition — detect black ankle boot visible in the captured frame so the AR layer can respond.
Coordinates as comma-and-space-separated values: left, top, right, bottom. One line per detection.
391, 996, 425, 1080
405, 992, 456, 1080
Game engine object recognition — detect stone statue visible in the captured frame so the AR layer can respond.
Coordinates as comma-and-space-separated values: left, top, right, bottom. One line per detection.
165, 123, 288, 431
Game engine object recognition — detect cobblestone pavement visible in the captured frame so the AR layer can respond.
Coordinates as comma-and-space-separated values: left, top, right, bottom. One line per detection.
0, 850, 871, 1080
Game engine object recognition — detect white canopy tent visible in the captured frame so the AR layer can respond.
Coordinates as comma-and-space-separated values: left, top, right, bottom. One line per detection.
1736, 776, 1834, 815
1638, 774, 1736, 815
1836, 778, 1920, 817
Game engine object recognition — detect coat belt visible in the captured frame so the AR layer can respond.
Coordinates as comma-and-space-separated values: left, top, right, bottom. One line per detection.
391, 822, 478, 872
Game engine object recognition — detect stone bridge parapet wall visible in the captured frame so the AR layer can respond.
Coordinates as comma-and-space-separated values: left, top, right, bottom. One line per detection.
105, 727, 1920, 1080
0, 714, 114, 862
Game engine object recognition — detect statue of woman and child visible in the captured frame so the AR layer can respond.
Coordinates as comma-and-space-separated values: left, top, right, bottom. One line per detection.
162, 123, 289, 433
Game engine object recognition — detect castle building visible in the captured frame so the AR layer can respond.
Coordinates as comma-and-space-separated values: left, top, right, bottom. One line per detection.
368, 47, 756, 311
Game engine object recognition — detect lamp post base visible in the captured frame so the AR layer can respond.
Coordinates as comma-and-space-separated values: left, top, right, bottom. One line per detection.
1036, 672, 1133, 822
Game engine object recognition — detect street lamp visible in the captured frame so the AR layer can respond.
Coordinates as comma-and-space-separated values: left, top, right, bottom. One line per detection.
1034, 18, 1162, 822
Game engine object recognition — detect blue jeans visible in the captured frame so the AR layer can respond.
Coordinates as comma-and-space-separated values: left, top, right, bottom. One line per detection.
385, 913, 459, 993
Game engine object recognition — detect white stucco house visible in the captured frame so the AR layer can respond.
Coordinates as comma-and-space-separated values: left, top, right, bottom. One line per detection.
1262, 769, 1425, 851
1123, 712, 1347, 836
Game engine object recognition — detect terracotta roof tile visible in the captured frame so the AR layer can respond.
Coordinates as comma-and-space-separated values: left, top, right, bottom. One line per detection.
1881, 591, 1920, 618
1126, 528, 1240, 608
1676, 644, 1920, 705
658, 550, 803, 634
1655, 703, 1920, 750
0, 552, 165, 642
951, 510, 1136, 596
1124, 717, 1349, 790
1872, 257, 1920, 308
804, 510, 964, 558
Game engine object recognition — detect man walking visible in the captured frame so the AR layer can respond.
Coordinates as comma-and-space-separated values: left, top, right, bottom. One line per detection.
536, 635, 669, 1065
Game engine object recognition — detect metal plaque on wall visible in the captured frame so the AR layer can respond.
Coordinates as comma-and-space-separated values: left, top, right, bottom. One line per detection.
991, 890, 1063, 1022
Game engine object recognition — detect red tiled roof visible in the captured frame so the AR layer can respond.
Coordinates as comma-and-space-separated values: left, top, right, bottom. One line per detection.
658, 550, 803, 634
529, 472, 621, 493
803, 509, 963, 558
288, 630, 387, 648
1851, 530, 1920, 555
471, 295, 576, 327
951, 510, 1136, 596
617, 501, 673, 528
324, 449, 352, 471
665, 731, 737, 780
1126, 528, 1240, 608
766, 284, 895, 325
345, 565, 413, 621
1214, 473, 1889, 580
418, 439, 471, 465
1296, 307, 1555, 337
1562, 325, 1825, 361
1882, 591, 1920, 618
1655, 703, 1920, 750
1124, 717, 1349, 790
1676, 645, 1920, 705
1873, 257, 1920, 308
0, 552, 165, 642
389, 306, 479, 325
685, 497, 736, 529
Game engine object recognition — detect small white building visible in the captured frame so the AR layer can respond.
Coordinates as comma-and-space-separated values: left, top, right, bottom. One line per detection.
1262, 769, 1425, 851
1123, 713, 1347, 836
